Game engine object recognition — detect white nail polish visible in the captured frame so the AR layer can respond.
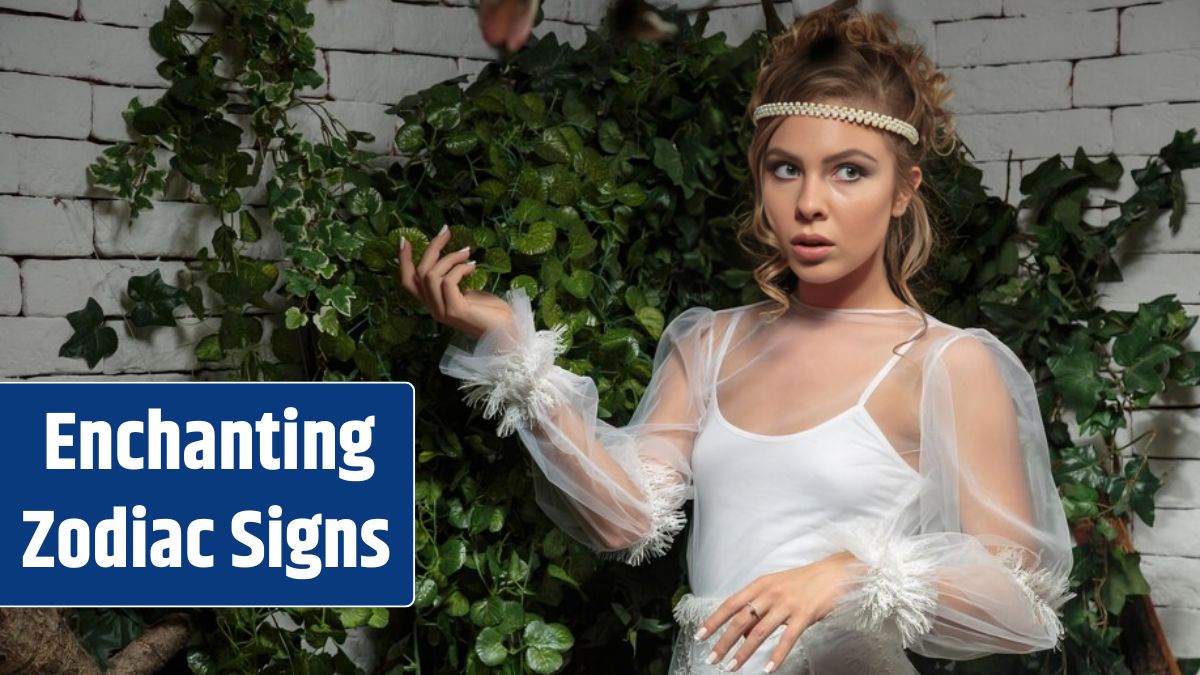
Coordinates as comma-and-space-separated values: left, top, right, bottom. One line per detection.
764, 660, 777, 673
726, 658, 738, 671
399, 236, 407, 251
458, 245, 470, 253
693, 626, 708, 640
705, 651, 718, 665
438, 224, 448, 237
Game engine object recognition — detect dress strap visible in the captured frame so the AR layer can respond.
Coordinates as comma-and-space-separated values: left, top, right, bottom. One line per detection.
856, 327, 922, 407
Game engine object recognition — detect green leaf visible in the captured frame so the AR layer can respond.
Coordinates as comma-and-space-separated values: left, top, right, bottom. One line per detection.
164, 0, 193, 28
562, 269, 593, 299
524, 620, 573, 652
128, 269, 191, 327
524, 647, 563, 674
284, 306, 308, 329
195, 333, 224, 362
131, 105, 175, 136
513, 221, 556, 255
652, 137, 684, 187
70, 609, 144, 669
475, 627, 507, 666
347, 187, 383, 217
59, 298, 118, 369
635, 306, 665, 340
239, 211, 262, 242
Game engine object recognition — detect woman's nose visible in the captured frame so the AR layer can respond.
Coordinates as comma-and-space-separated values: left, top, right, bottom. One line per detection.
796, 177, 827, 221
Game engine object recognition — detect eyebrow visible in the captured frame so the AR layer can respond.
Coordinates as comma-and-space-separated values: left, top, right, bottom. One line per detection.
764, 148, 879, 165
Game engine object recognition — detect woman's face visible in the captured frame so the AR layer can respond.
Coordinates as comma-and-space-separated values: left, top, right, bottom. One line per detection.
760, 109, 922, 304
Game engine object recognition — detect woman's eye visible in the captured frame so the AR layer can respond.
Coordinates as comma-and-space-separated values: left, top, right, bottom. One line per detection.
770, 162, 797, 179
836, 164, 865, 181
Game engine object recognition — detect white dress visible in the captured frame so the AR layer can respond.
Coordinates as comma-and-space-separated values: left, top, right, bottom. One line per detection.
439, 288, 1076, 674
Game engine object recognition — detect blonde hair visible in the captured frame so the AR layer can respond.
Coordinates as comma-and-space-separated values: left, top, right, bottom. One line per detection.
736, 0, 959, 350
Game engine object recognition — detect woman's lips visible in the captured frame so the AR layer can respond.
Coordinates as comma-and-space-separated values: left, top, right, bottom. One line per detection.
792, 243, 834, 261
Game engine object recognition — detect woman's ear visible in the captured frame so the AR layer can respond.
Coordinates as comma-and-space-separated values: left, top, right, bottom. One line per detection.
891, 165, 923, 218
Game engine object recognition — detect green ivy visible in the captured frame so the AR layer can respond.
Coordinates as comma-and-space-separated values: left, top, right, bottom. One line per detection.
65, 0, 1200, 673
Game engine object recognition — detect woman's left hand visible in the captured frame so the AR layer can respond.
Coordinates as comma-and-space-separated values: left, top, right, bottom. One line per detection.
695, 551, 860, 672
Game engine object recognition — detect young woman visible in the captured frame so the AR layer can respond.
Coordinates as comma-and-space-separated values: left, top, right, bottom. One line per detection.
397, 4, 1075, 673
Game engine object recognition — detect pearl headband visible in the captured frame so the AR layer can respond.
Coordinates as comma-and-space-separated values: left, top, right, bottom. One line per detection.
753, 101, 919, 146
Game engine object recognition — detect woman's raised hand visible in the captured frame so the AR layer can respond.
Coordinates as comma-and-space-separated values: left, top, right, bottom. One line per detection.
397, 224, 515, 340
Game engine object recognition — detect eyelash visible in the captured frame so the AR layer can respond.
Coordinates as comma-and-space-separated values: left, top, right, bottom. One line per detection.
767, 161, 868, 182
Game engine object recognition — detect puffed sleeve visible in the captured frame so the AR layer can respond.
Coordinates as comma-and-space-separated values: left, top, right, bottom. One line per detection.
438, 286, 716, 566
817, 328, 1076, 658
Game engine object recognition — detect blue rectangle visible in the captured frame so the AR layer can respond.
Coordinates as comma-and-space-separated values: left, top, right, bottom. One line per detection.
0, 382, 414, 607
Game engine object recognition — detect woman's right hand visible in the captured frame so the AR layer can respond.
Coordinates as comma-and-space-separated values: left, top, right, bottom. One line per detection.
397, 223, 515, 340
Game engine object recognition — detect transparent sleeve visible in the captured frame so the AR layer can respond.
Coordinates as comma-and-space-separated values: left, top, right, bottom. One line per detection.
817, 328, 1076, 659
438, 287, 716, 566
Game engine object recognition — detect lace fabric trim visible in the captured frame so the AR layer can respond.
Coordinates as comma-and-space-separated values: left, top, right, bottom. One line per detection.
453, 292, 570, 438
993, 546, 1076, 648
598, 456, 689, 567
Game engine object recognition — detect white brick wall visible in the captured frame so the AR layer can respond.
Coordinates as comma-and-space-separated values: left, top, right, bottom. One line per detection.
1, 0, 1198, 657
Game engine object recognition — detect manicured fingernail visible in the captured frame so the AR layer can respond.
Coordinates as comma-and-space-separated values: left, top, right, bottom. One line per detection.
722, 658, 738, 672
764, 660, 777, 673
705, 651, 718, 665
438, 224, 448, 237
399, 236, 407, 251
457, 245, 470, 253
466, 260, 476, 267
693, 626, 707, 640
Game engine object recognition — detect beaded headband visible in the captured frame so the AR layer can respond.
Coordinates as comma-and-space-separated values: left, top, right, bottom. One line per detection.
753, 101, 919, 146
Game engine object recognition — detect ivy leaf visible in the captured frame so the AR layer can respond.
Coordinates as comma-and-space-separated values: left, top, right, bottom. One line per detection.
164, 0, 193, 28
131, 105, 175, 136
239, 210, 262, 242
70, 609, 144, 670
195, 333, 223, 362
127, 269, 190, 327
59, 298, 118, 369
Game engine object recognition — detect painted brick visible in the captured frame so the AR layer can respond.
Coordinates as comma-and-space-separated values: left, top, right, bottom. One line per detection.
1132, 507, 1200, 557
937, 10, 1116, 66
1006, 0, 1174, 15
955, 108, 1111, 161
0, 196, 93, 256
0, 71, 91, 138
394, 3, 492, 59
0, 134, 16, 193
1142, 555, 1200, 608
309, 0, 393, 52
14, 137, 109, 199
1121, 0, 1200, 55
1113, 102, 1200, 157
327, 51, 458, 105
0, 256, 19, 315
1096, 252, 1200, 307
0, 15, 165, 86
1075, 50, 1200, 107
20, 258, 196, 317
944, 61, 1071, 115
94, 201, 283, 259
286, 101, 397, 156
91, 85, 166, 143
0, 0, 76, 17
0, 316, 238, 376
80, 0, 223, 31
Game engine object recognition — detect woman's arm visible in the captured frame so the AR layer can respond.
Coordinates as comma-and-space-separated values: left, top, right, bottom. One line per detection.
818, 330, 1075, 658
439, 287, 718, 565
